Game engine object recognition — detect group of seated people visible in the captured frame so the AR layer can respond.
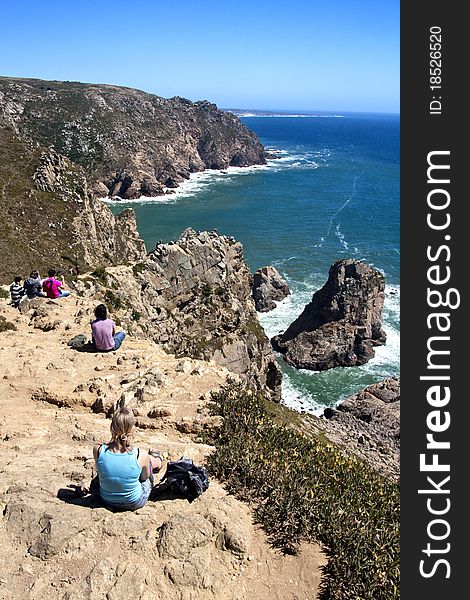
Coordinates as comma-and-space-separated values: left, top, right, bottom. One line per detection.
10, 269, 71, 306
9, 270, 146, 509
9, 270, 126, 353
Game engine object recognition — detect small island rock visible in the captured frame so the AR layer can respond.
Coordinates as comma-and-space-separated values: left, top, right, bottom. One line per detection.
272, 259, 386, 370
252, 266, 290, 312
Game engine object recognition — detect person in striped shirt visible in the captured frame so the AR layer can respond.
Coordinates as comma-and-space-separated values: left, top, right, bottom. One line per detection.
9, 276, 25, 308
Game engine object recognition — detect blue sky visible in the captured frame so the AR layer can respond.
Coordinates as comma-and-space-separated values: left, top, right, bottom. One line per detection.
0, 0, 399, 113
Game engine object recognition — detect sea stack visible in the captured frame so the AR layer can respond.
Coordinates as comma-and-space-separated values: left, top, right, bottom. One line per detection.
252, 266, 290, 312
272, 259, 386, 370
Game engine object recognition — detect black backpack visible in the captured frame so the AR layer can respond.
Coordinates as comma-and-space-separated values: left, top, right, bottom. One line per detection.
159, 457, 209, 502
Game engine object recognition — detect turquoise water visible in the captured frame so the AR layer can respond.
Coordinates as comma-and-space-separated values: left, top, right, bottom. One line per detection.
107, 113, 400, 413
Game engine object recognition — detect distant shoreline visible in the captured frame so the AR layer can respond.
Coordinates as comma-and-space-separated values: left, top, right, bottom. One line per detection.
224, 108, 400, 118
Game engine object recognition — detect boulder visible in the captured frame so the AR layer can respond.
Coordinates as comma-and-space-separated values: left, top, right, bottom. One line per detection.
3, 488, 89, 560
157, 514, 214, 560
320, 378, 400, 479
328, 377, 400, 443
252, 266, 290, 312
272, 259, 386, 370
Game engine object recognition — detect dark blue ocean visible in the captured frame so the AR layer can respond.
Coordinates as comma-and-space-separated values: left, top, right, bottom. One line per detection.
107, 113, 400, 412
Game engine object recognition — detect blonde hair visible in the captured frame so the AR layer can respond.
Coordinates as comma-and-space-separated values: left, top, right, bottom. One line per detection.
110, 407, 134, 450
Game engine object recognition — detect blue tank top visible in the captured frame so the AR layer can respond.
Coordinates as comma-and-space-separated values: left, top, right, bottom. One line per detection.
96, 445, 143, 505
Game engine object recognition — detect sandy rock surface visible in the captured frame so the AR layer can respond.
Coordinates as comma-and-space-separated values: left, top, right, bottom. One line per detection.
0, 295, 325, 600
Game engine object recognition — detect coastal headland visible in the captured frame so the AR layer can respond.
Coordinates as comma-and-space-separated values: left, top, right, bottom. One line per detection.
0, 77, 399, 599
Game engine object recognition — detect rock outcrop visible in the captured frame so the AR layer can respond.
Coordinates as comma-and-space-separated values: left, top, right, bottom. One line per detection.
272, 259, 386, 370
73, 229, 282, 401
0, 76, 267, 199
0, 126, 145, 284
252, 266, 290, 312
318, 378, 400, 479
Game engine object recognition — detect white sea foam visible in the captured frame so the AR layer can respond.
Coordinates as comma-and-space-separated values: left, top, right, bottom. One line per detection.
258, 272, 318, 340
335, 224, 349, 250
101, 194, 178, 205
265, 147, 289, 155
266, 148, 330, 172
279, 375, 326, 415
102, 148, 329, 205
101, 163, 272, 205
239, 113, 345, 119
360, 287, 400, 380
326, 174, 360, 237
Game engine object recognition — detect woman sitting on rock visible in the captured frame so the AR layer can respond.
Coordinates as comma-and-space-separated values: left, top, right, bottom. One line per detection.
93, 406, 164, 510
91, 303, 126, 352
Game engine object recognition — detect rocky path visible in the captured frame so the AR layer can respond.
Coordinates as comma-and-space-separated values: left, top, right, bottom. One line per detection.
0, 295, 325, 600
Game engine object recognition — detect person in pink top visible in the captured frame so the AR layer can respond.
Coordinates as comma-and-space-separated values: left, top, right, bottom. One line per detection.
42, 269, 71, 299
91, 304, 126, 351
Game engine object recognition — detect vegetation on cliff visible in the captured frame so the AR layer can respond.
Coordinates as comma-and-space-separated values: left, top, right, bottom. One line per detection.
0, 126, 84, 281
0, 124, 145, 284
0, 76, 267, 199
206, 382, 399, 600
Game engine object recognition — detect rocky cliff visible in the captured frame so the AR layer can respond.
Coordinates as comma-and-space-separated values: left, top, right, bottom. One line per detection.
0, 76, 267, 199
0, 125, 146, 284
73, 228, 282, 402
272, 259, 386, 370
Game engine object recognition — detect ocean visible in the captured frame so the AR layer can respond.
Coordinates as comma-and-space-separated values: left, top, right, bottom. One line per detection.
106, 112, 400, 414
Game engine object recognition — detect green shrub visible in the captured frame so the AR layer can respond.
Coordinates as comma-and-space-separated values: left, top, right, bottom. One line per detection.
201, 283, 212, 297
91, 266, 108, 284
205, 382, 399, 600
0, 288, 9, 299
104, 290, 124, 311
240, 318, 265, 341
132, 262, 145, 276
0, 316, 17, 332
